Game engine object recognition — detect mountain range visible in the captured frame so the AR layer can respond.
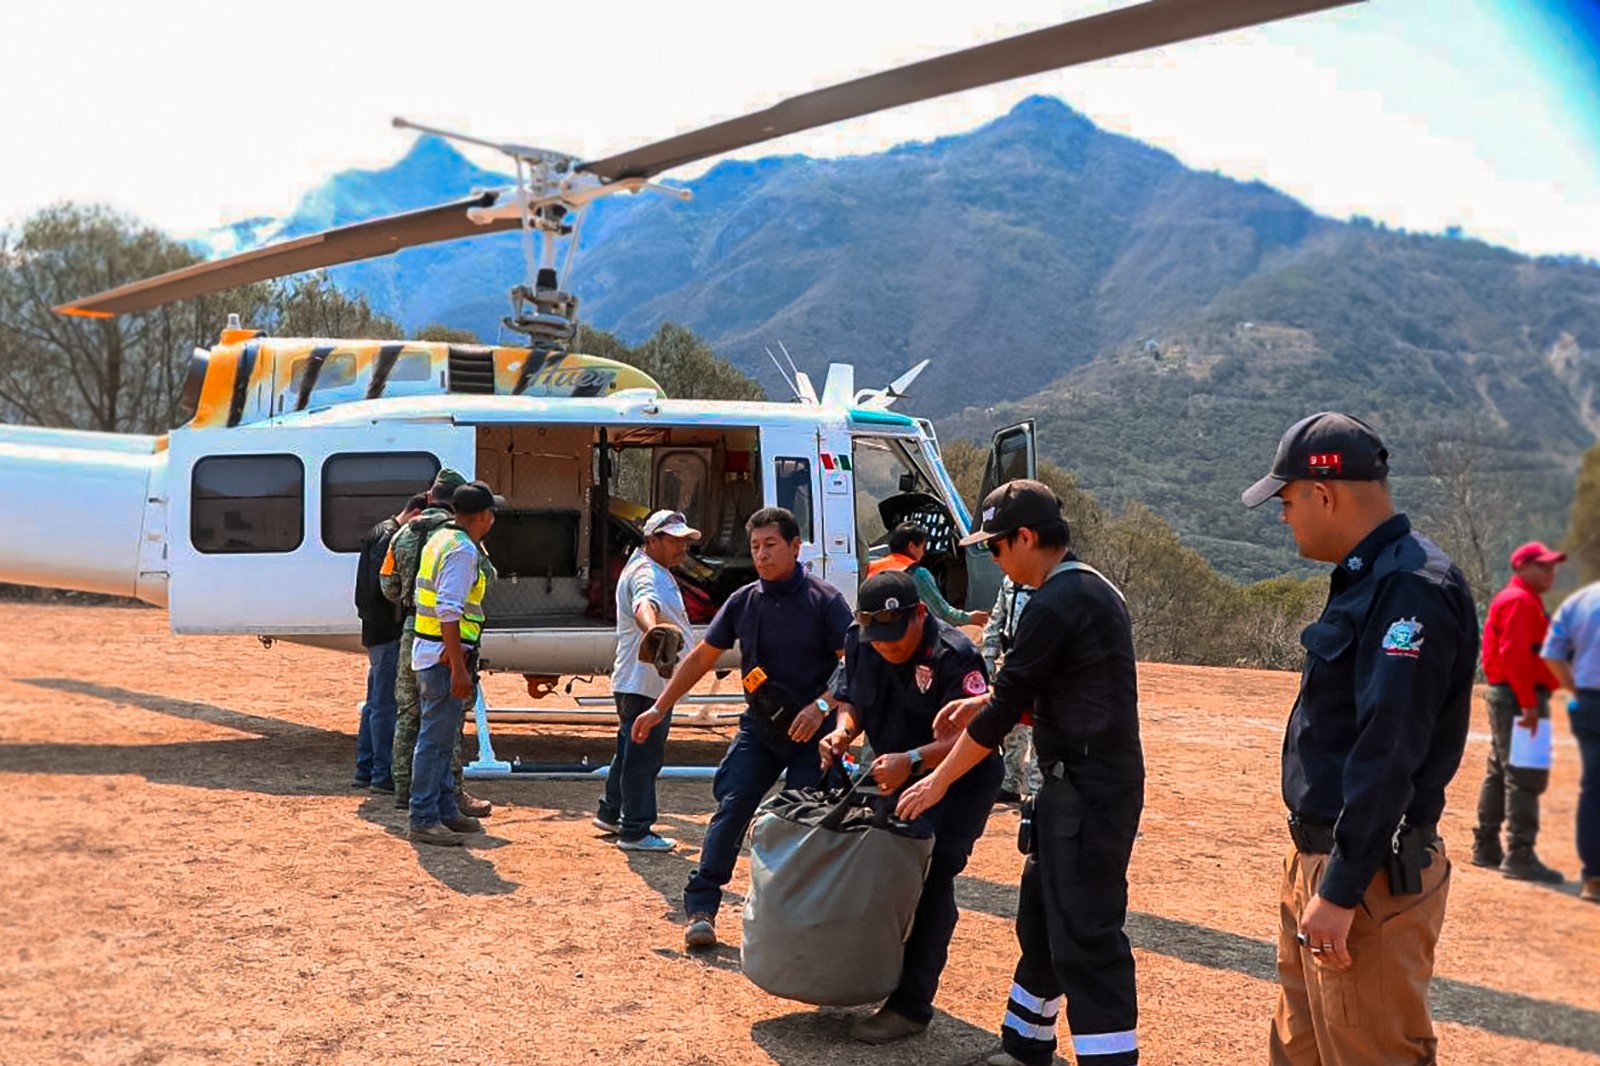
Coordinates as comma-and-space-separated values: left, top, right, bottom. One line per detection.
195, 97, 1600, 581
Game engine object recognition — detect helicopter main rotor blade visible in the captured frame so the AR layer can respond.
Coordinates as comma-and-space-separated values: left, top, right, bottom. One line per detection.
56, 193, 518, 317
581, 0, 1359, 181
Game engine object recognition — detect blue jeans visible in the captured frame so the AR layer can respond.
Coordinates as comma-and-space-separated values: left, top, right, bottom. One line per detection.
683, 715, 831, 919
1572, 694, 1600, 880
410, 662, 465, 828
356, 639, 400, 784
598, 692, 672, 841
888, 753, 1003, 1024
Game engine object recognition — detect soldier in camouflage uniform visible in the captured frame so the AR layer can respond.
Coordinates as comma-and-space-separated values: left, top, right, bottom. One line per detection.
381, 468, 495, 818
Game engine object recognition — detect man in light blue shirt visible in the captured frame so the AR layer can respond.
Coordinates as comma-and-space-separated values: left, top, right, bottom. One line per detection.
1541, 581, 1600, 903
594, 510, 700, 853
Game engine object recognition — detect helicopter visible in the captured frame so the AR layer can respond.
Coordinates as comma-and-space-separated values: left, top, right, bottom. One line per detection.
1, 0, 1358, 701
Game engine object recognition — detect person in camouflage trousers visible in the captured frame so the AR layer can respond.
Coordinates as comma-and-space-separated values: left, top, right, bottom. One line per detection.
381, 468, 495, 818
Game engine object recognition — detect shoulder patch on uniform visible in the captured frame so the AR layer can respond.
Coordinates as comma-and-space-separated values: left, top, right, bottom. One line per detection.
1381, 617, 1425, 657
962, 669, 988, 696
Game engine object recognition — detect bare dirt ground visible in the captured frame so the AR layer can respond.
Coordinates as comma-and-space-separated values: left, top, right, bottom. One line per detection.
1, 603, 1597, 1065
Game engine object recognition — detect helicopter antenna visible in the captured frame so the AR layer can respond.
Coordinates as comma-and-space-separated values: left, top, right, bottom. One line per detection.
764, 346, 802, 400
777, 341, 802, 383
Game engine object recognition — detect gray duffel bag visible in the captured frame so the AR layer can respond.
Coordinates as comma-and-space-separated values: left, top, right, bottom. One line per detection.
741, 767, 936, 1006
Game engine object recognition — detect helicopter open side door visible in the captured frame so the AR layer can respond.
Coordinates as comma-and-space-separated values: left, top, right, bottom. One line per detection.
165, 423, 476, 635
759, 425, 827, 587
979, 419, 1038, 500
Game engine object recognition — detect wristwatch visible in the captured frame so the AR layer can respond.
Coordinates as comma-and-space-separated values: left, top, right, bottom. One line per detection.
907, 747, 924, 775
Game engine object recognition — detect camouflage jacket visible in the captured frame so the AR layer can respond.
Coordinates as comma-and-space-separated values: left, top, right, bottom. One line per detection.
380, 508, 497, 615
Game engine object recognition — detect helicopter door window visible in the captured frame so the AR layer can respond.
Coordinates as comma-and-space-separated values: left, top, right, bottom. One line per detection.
321, 452, 442, 552
191, 454, 304, 555
774, 457, 813, 543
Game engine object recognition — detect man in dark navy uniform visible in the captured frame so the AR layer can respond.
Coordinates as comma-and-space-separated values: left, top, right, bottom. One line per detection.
633, 506, 852, 950
1241, 412, 1477, 1065
900, 481, 1143, 1066
820, 570, 1002, 1045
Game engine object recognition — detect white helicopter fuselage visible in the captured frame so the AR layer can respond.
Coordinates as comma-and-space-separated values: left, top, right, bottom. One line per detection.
3, 369, 1029, 679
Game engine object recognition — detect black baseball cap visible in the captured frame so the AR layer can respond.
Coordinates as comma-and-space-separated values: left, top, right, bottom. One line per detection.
958, 479, 1063, 547
453, 480, 506, 516
857, 571, 920, 642
1241, 412, 1389, 509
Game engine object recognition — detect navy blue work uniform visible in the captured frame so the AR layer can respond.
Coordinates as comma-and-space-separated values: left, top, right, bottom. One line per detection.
1271, 514, 1476, 1064
832, 617, 1002, 1025
682, 566, 852, 920
966, 558, 1144, 1066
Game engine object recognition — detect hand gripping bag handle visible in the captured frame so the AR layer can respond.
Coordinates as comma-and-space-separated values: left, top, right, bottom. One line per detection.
818, 763, 878, 832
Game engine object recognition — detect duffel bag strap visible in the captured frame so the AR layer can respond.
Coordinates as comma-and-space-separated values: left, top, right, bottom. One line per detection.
818, 764, 877, 832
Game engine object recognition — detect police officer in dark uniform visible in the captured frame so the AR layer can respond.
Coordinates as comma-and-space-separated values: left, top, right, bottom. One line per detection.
900, 480, 1143, 1066
1241, 412, 1476, 1065
632, 506, 852, 950
819, 570, 1002, 1045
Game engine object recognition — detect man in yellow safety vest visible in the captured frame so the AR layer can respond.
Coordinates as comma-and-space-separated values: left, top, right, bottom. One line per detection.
408, 480, 502, 847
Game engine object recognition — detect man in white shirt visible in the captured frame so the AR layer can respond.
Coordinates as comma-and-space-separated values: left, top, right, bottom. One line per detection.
594, 510, 701, 852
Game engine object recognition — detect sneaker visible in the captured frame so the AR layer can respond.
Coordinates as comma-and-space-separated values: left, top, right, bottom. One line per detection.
369, 778, 395, 794
1501, 849, 1564, 884
409, 823, 464, 847
848, 1006, 928, 1045
591, 815, 621, 835
458, 790, 493, 818
617, 833, 677, 852
1581, 877, 1600, 903
684, 914, 717, 949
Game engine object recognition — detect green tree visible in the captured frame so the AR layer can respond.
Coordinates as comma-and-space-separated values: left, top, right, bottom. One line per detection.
0, 204, 270, 433
1565, 443, 1600, 584
414, 322, 480, 344
259, 272, 403, 340
576, 321, 764, 402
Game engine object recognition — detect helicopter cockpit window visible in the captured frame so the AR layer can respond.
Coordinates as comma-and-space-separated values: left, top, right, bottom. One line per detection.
851, 436, 935, 550
191, 455, 304, 555
321, 452, 441, 552
774, 457, 814, 543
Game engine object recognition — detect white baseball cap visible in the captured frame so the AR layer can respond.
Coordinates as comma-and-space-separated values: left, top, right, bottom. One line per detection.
643, 509, 701, 541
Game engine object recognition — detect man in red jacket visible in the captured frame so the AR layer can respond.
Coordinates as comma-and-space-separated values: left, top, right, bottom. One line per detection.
1475, 540, 1567, 882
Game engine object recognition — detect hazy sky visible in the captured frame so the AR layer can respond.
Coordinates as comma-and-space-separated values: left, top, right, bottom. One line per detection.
4, 0, 1598, 259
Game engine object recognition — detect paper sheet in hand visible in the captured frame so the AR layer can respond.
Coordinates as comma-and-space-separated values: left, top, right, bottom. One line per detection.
1509, 719, 1553, 770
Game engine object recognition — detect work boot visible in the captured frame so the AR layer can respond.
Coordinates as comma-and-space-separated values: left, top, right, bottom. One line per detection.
443, 814, 482, 834
1501, 848, 1564, 884
849, 1006, 929, 1045
1471, 829, 1503, 869
684, 914, 717, 949
458, 790, 493, 818
1581, 877, 1600, 903
409, 823, 464, 848
394, 790, 409, 811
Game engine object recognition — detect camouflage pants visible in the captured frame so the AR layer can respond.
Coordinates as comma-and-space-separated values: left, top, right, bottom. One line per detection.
1002, 723, 1043, 795
392, 628, 467, 799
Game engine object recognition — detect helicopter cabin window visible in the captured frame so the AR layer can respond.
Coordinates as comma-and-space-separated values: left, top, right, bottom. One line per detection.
287, 353, 358, 395
774, 457, 813, 542
191, 454, 304, 555
321, 452, 441, 552
389, 351, 433, 382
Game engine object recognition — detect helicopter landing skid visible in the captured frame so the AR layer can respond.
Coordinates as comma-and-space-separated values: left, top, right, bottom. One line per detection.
461, 688, 738, 781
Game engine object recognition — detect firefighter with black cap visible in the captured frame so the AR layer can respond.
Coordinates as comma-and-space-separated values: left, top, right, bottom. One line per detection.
1240, 412, 1476, 1064
820, 569, 1002, 1045
899, 479, 1143, 1066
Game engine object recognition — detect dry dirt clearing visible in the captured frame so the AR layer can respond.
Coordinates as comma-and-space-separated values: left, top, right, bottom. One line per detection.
1, 603, 1597, 1065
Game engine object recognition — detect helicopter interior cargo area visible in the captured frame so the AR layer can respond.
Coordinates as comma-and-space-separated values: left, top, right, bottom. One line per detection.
468, 422, 974, 631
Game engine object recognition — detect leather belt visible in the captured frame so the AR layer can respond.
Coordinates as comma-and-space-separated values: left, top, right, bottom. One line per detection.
1287, 813, 1336, 854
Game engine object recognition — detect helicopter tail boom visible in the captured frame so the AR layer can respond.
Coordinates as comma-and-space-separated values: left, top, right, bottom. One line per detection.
0, 426, 164, 601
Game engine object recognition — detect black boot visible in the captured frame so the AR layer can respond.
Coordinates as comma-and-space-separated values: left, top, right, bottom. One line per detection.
1501, 847, 1563, 884
1471, 828, 1503, 869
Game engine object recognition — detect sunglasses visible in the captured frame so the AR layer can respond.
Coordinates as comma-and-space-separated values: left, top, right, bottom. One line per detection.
856, 608, 913, 627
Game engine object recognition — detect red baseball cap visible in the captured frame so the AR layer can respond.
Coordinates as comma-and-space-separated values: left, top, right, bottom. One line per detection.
1510, 541, 1567, 568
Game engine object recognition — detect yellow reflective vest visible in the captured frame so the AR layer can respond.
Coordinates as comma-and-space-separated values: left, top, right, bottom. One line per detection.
413, 526, 487, 645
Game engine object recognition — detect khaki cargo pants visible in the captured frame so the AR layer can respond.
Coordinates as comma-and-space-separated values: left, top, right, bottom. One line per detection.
1270, 842, 1450, 1066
